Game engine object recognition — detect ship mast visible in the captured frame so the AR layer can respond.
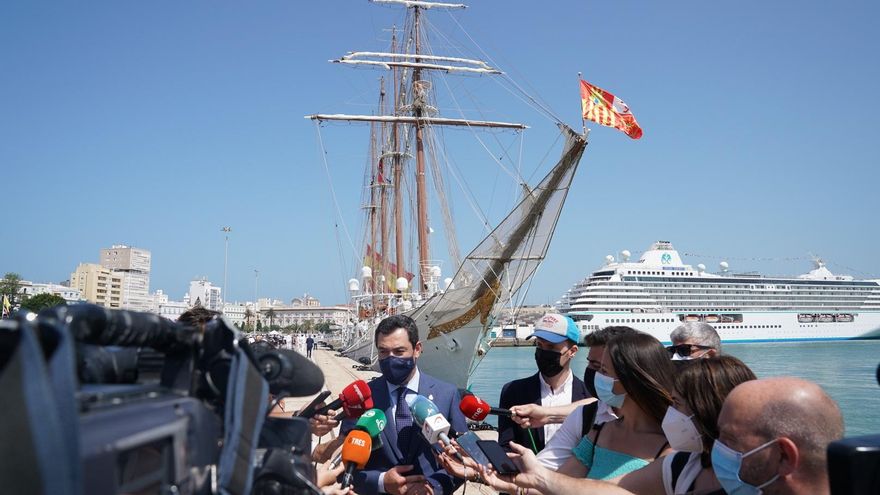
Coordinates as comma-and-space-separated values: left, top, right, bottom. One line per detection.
306, 0, 525, 294
412, 4, 429, 291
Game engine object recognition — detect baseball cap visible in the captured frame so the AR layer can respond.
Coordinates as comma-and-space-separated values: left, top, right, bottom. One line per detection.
527, 313, 580, 344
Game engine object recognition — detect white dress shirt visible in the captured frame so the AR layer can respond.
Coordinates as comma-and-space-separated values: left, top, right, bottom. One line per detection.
378, 368, 421, 493
538, 369, 573, 442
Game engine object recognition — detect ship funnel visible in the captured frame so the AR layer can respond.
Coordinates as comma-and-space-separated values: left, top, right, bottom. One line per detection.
348, 278, 360, 292
396, 277, 409, 292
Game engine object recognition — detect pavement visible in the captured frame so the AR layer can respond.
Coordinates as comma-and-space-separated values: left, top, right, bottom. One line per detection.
273, 347, 499, 494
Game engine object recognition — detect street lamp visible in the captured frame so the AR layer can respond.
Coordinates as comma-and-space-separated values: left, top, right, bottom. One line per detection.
254, 269, 259, 310
222, 226, 231, 306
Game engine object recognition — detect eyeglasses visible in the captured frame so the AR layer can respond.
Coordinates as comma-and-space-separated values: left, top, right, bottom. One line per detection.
666, 343, 713, 357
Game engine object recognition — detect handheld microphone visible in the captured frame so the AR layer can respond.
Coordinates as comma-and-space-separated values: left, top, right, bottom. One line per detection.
459, 394, 512, 421
406, 395, 453, 446
332, 408, 388, 468
300, 380, 372, 419
340, 429, 372, 488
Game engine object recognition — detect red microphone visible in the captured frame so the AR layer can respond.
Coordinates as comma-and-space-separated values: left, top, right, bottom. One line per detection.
340, 429, 372, 488
301, 380, 373, 419
459, 394, 512, 421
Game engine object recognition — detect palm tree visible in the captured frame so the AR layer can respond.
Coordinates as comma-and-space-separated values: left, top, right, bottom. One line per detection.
243, 307, 255, 332
266, 308, 277, 330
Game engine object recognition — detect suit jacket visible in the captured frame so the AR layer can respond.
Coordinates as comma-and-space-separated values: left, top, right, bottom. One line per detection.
497, 371, 589, 451
340, 372, 468, 495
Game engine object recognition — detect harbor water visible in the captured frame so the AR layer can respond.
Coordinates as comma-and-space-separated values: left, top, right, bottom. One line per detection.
468, 340, 880, 436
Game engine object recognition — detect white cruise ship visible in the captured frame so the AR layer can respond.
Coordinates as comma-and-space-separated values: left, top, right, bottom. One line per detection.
560, 241, 880, 344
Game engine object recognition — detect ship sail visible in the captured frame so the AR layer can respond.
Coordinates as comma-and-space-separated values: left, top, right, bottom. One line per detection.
307, 0, 589, 387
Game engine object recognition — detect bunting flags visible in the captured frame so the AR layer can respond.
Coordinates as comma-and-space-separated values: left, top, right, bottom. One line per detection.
580, 79, 643, 139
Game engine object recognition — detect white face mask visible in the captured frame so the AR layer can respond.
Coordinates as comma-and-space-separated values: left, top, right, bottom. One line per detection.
662, 406, 703, 452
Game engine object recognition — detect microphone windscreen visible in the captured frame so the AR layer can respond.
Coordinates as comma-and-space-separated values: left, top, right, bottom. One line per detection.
459, 394, 490, 421
341, 380, 372, 406
257, 348, 325, 397
355, 408, 387, 437
341, 430, 372, 469
407, 394, 440, 426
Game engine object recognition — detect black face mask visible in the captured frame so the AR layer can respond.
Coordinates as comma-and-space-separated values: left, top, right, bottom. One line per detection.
583, 368, 598, 398
535, 348, 565, 378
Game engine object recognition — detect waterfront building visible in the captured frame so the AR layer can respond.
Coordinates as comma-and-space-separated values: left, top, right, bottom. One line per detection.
19, 280, 83, 303
70, 263, 123, 309
188, 278, 222, 311
259, 295, 350, 328
222, 302, 247, 327
100, 245, 152, 312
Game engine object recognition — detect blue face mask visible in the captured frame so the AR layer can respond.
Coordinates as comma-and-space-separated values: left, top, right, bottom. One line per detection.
711, 438, 780, 495
379, 355, 416, 385
593, 371, 626, 408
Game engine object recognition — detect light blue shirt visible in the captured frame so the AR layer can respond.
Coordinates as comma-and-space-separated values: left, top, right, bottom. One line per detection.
378, 368, 421, 494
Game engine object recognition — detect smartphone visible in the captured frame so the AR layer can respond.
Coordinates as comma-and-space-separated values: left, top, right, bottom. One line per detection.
296, 390, 331, 418
477, 440, 520, 475
455, 431, 490, 466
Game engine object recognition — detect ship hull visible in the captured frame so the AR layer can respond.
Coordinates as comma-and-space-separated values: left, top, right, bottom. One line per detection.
571, 310, 880, 344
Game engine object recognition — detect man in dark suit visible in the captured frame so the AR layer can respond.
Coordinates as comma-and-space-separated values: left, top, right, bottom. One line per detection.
498, 313, 588, 452
340, 315, 468, 495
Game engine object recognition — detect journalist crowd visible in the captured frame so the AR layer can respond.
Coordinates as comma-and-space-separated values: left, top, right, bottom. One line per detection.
2, 302, 852, 495
301, 316, 847, 495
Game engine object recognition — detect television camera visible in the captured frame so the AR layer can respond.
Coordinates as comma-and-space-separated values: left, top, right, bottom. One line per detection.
0, 304, 325, 495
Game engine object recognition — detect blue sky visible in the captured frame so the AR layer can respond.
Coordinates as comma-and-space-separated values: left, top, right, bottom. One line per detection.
2, 1, 878, 305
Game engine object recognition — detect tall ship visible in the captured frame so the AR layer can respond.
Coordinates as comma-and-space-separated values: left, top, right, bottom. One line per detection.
560, 241, 880, 343
307, 0, 589, 387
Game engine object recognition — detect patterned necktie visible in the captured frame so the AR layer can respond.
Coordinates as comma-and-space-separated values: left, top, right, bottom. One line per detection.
395, 386, 413, 452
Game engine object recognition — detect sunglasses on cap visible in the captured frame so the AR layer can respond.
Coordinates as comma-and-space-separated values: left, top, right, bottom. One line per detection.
666, 343, 713, 357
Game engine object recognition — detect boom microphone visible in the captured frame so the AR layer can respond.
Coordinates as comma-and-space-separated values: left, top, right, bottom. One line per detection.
340, 430, 372, 489
459, 394, 512, 421
300, 380, 372, 419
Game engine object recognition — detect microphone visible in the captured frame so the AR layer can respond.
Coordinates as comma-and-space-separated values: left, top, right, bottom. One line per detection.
459, 394, 512, 421
300, 380, 373, 419
332, 408, 388, 468
340, 429, 372, 489
255, 348, 326, 397
406, 394, 454, 447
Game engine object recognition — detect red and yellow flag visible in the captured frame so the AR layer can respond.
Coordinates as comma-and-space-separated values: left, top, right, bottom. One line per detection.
580, 79, 642, 139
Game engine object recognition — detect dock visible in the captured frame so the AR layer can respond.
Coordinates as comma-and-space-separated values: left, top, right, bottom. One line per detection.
274, 347, 498, 494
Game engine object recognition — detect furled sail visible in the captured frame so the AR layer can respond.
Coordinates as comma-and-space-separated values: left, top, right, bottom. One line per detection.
411, 125, 587, 385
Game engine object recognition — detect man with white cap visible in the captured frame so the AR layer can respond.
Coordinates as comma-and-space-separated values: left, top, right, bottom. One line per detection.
497, 313, 588, 453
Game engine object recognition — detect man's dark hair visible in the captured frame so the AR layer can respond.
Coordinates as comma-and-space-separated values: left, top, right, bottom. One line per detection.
584, 325, 638, 347
178, 307, 221, 330
374, 315, 419, 348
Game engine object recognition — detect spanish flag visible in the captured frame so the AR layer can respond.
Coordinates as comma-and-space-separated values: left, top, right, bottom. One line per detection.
580, 79, 642, 139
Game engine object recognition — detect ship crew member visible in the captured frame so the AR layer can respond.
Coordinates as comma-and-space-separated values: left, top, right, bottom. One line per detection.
497, 313, 588, 453
668, 322, 721, 360
339, 315, 468, 495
